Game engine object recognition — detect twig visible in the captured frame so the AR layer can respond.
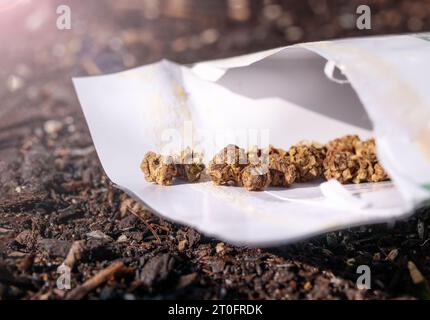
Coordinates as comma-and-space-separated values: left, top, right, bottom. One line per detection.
66, 260, 124, 300
63, 240, 85, 270
408, 261, 430, 300
127, 206, 161, 243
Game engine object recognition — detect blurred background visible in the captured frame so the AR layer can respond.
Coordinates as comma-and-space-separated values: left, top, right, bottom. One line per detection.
1, 0, 430, 187
2, 0, 430, 73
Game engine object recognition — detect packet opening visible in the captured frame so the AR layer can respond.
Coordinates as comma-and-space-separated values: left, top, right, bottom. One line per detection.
201, 47, 373, 132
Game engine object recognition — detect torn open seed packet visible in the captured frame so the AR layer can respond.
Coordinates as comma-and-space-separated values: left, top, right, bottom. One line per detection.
73, 33, 430, 246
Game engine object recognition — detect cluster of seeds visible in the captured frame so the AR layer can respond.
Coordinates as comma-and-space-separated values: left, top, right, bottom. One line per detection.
141, 135, 389, 191
140, 148, 205, 186
323, 135, 389, 184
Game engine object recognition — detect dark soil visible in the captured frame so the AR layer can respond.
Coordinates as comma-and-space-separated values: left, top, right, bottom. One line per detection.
1, 0, 430, 300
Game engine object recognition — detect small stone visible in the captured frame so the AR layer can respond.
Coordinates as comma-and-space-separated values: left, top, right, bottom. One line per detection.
123, 293, 136, 300
140, 254, 175, 287
178, 239, 188, 252
373, 252, 382, 261
210, 259, 225, 273
37, 239, 72, 257
117, 234, 128, 243
6, 75, 24, 92
86, 230, 113, 241
15, 230, 34, 247
263, 4, 282, 21
303, 281, 312, 290
200, 28, 219, 45
43, 120, 64, 135
346, 258, 356, 266
215, 242, 225, 254
176, 273, 198, 289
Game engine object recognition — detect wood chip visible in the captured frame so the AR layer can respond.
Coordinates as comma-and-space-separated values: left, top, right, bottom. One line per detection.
63, 240, 85, 269
386, 249, 399, 262
66, 260, 125, 300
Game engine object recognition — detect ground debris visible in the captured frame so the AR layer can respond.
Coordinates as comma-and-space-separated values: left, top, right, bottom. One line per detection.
408, 261, 430, 299
37, 238, 72, 257
139, 253, 176, 288
66, 260, 126, 300
63, 240, 85, 269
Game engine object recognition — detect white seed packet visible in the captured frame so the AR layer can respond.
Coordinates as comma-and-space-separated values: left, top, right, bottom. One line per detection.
73, 33, 430, 246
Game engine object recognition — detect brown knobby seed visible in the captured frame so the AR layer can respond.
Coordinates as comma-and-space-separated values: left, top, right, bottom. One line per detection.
140, 152, 177, 186
239, 146, 271, 191
207, 145, 247, 185
288, 142, 326, 182
372, 163, 389, 182
354, 138, 377, 162
240, 145, 296, 191
141, 148, 205, 185
174, 147, 206, 182
267, 146, 296, 187
240, 165, 271, 191
323, 150, 359, 183
354, 139, 389, 183
323, 136, 389, 184
326, 135, 360, 153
